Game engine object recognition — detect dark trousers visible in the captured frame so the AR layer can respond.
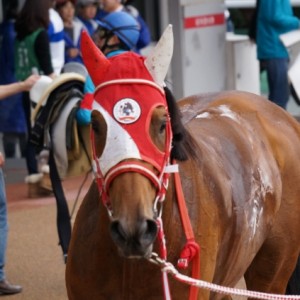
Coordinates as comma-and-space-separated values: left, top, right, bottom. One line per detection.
261, 58, 290, 109
2, 132, 27, 158
22, 92, 38, 175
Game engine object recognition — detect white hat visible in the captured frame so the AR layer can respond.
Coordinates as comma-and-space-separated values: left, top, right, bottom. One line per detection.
30, 75, 53, 106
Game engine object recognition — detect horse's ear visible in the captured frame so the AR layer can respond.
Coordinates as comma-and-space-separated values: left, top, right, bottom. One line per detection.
80, 30, 110, 86
144, 24, 173, 87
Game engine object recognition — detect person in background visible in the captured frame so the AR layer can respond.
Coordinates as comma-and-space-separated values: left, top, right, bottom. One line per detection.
49, 0, 65, 74
14, 0, 55, 198
0, 151, 22, 295
255, 0, 300, 109
75, 0, 98, 36
76, 11, 139, 125
0, 74, 39, 296
0, 0, 27, 159
96, 0, 151, 54
225, 9, 234, 33
55, 0, 85, 64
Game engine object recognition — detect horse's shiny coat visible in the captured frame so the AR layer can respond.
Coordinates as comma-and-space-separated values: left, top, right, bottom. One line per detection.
66, 91, 300, 299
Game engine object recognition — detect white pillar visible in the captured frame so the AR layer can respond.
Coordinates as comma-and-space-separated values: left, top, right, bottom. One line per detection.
168, 0, 226, 99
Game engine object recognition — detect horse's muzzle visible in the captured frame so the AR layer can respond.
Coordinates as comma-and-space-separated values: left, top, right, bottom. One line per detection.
110, 219, 158, 258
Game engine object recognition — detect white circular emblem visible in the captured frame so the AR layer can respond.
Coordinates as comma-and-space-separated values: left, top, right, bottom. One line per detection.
113, 98, 141, 124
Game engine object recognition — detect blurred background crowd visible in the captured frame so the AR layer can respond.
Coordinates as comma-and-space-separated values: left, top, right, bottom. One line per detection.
0, 0, 152, 196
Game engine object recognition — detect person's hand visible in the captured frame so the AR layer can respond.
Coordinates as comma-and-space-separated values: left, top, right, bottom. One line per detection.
68, 48, 80, 58
22, 74, 40, 91
0, 152, 4, 167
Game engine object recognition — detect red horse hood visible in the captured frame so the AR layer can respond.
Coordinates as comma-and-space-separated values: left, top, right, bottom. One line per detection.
80, 29, 173, 177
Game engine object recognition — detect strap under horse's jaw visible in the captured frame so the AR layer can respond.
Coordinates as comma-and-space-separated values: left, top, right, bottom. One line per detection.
104, 161, 162, 191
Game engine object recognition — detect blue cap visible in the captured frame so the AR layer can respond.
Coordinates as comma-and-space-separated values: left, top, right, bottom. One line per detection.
97, 11, 140, 50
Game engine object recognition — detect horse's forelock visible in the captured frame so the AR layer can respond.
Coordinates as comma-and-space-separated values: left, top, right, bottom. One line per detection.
164, 87, 199, 162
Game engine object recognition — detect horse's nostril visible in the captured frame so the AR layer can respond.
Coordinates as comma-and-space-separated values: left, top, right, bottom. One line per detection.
140, 219, 158, 245
110, 221, 127, 244
110, 219, 158, 256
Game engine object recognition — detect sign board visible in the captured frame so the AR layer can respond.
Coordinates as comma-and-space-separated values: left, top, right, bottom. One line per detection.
182, 1, 226, 96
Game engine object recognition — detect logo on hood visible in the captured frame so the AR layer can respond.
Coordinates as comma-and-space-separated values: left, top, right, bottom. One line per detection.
113, 98, 141, 124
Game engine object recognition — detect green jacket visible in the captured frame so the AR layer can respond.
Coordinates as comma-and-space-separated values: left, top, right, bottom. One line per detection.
15, 28, 43, 81
257, 0, 300, 59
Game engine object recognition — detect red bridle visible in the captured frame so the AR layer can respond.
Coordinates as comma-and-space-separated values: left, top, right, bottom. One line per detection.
90, 79, 173, 217
91, 129, 172, 217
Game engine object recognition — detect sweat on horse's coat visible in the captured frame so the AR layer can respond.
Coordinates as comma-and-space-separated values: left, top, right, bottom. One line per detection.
65, 28, 300, 300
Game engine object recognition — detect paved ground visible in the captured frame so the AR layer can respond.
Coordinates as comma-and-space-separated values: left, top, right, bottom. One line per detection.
3, 163, 91, 300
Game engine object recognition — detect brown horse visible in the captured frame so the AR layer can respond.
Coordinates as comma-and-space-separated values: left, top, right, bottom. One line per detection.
65, 29, 300, 299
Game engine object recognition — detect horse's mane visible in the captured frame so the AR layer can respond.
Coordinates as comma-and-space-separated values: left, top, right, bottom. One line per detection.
164, 86, 199, 162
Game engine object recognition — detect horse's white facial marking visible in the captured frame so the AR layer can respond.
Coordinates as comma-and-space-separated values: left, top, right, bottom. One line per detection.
92, 101, 141, 176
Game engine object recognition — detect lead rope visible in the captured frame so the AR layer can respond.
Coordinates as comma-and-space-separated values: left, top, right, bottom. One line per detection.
156, 217, 172, 300
148, 254, 300, 300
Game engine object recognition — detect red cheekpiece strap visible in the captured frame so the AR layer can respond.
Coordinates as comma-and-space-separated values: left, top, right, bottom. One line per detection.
174, 166, 200, 300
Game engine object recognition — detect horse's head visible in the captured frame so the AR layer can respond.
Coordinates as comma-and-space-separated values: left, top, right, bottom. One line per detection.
81, 27, 174, 258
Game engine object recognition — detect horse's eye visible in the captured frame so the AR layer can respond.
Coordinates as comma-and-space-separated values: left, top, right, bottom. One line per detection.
91, 119, 100, 134
159, 121, 166, 133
